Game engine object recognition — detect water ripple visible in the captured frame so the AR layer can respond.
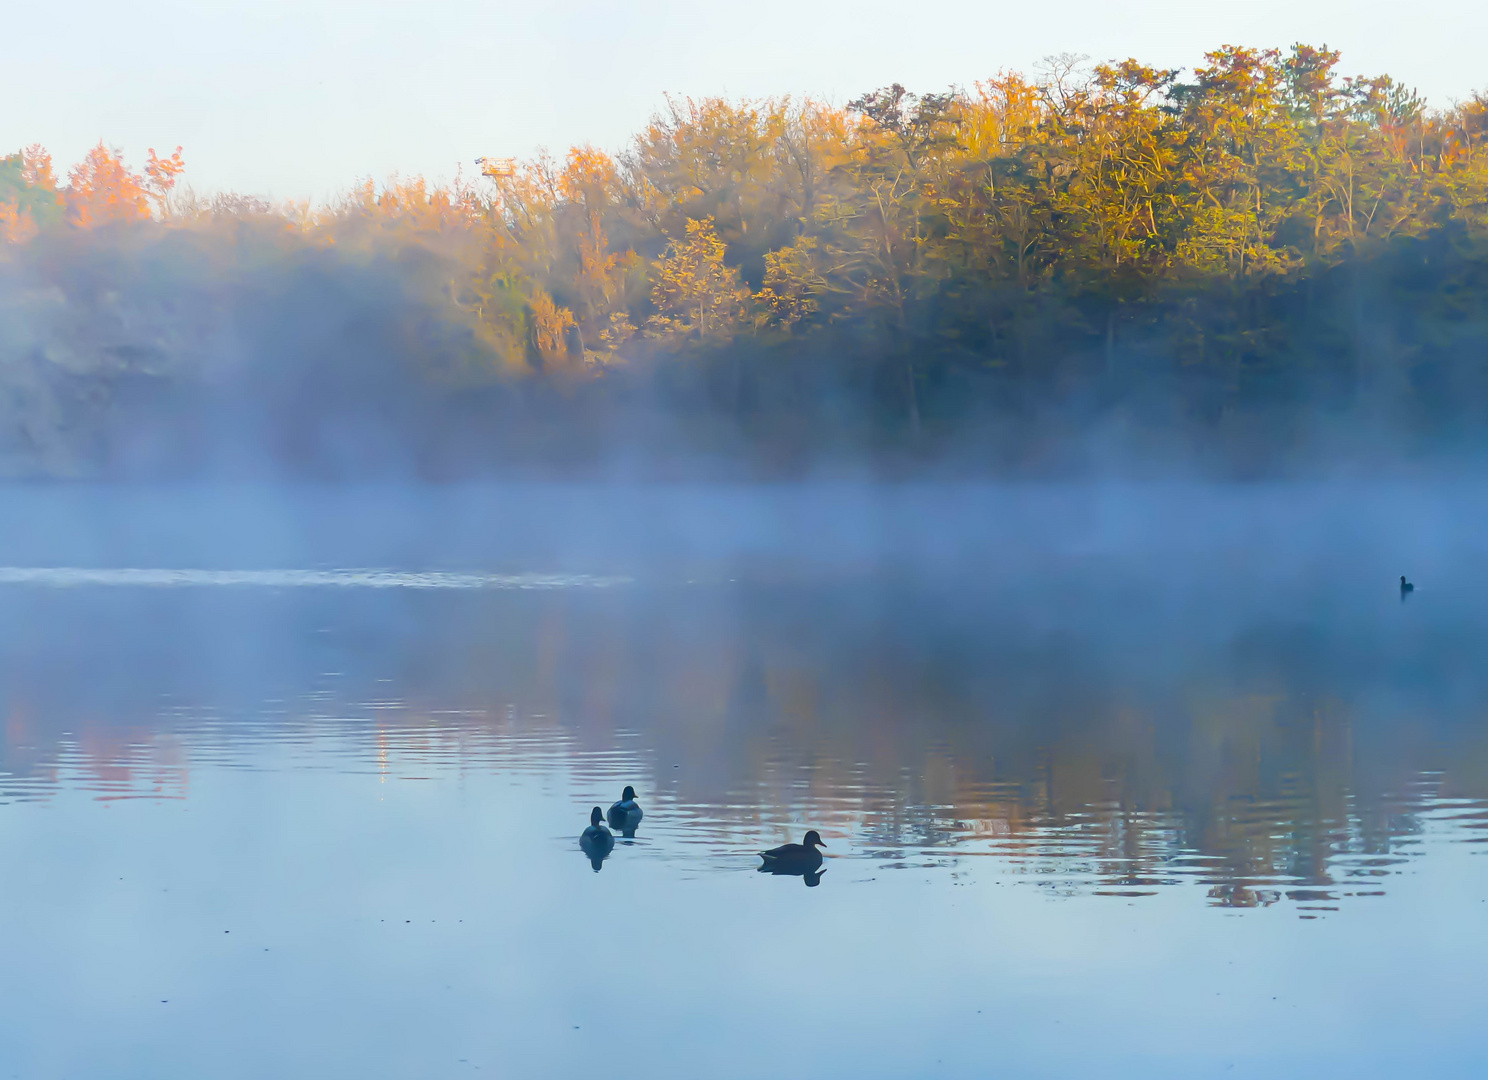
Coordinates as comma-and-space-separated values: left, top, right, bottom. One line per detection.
0, 567, 630, 590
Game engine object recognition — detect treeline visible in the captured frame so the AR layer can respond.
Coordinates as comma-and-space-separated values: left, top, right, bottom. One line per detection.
3, 44, 1488, 477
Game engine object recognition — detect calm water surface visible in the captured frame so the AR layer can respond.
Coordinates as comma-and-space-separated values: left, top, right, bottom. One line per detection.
0, 485, 1485, 1078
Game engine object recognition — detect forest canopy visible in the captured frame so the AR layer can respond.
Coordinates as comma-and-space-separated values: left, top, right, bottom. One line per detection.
2, 44, 1487, 478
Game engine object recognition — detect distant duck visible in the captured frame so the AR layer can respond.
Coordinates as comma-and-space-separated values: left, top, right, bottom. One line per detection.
759, 830, 826, 873
607, 786, 643, 835
1401, 575, 1415, 598
580, 807, 614, 870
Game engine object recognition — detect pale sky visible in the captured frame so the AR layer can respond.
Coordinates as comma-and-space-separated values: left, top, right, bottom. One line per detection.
4, 0, 1485, 203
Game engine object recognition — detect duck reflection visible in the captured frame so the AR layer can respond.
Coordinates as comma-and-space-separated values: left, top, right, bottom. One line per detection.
759, 830, 827, 886
758, 862, 827, 887
579, 806, 614, 871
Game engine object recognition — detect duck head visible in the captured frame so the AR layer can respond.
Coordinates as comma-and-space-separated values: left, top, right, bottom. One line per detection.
804, 830, 825, 849
1401, 576, 1408, 586
621, 785, 637, 802
590, 806, 604, 827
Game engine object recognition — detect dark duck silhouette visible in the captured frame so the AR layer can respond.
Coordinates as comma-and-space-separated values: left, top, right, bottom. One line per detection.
607, 786, 643, 836
580, 806, 614, 871
1401, 575, 1415, 600
759, 830, 826, 881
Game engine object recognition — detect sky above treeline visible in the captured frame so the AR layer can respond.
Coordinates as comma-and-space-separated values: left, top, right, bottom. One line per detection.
5, 0, 1487, 202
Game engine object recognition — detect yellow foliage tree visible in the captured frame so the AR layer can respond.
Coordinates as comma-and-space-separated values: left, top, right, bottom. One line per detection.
530, 287, 577, 366
645, 217, 751, 342
754, 235, 826, 328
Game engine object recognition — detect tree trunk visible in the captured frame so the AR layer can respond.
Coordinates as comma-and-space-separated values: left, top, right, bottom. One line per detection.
1105, 307, 1117, 379
732, 348, 745, 420
894, 302, 921, 437
905, 360, 921, 436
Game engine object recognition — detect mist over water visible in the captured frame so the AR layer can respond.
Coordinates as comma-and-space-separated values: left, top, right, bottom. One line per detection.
0, 480, 1483, 1077
8, 25, 1488, 1078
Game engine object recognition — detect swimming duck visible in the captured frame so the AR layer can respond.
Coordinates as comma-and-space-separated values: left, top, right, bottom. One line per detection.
759, 830, 826, 872
607, 786, 643, 834
1401, 575, 1415, 597
580, 806, 614, 870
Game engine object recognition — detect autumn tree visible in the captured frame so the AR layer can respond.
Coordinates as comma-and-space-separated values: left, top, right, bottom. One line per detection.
6, 41, 1488, 458
64, 143, 153, 227
1441, 93, 1488, 239
646, 216, 751, 342
754, 235, 827, 328
144, 146, 186, 216
1, 146, 65, 244
529, 287, 578, 368
628, 96, 841, 286
929, 73, 1053, 288
556, 146, 643, 359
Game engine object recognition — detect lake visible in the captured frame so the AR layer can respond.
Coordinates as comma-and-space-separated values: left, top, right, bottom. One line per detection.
0, 483, 1484, 1078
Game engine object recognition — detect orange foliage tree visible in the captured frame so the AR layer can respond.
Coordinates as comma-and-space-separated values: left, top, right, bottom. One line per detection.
144, 146, 186, 214
0, 202, 37, 245
64, 143, 152, 227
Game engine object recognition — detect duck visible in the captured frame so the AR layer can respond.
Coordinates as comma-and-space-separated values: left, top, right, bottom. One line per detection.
607, 786, 643, 834
580, 806, 614, 870
759, 830, 826, 872
1401, 575, 1415, 597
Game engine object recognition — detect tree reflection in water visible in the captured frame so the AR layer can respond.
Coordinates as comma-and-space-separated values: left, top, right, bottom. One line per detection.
1, 570, 1485, 910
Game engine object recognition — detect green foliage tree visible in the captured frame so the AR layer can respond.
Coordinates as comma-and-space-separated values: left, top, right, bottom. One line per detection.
0, 146, 64, 242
